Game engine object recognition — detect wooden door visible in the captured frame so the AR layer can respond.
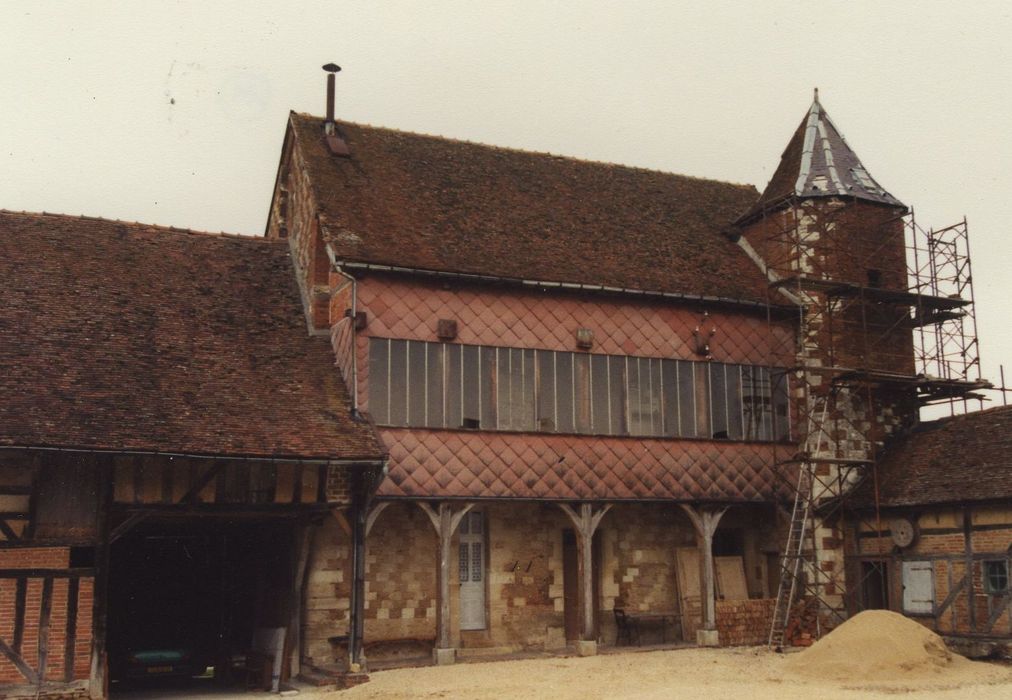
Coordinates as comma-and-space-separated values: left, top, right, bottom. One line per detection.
458, 511, 486, 630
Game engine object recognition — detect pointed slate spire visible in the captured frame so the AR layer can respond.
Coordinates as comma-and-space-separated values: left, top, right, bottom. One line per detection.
738, 90, 904, 222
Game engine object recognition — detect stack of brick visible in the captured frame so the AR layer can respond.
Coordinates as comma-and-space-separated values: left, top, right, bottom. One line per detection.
715, 598, 775, 646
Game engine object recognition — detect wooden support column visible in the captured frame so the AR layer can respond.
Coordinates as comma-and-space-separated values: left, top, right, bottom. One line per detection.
90, 462, 113, 700
679, 504, 728, 646
287, 523, 313, 679
558, 502, 611, 653
417, 501, 473, 664
347, 474, 369, 671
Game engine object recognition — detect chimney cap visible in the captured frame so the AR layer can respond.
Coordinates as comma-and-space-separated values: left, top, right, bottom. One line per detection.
322, 63, 342, 73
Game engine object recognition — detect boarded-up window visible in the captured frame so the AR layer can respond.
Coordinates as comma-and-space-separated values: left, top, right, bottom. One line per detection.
902, 561, 934, 614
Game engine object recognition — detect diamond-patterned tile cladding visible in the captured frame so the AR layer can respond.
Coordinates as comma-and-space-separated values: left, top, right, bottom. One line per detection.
376, 427, 786, 502
353, 275, 795, 411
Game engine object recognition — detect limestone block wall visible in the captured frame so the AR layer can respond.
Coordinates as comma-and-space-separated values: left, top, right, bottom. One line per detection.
363, 503, 438, 641
463, 503, 569, 652
302, 517, 351, 667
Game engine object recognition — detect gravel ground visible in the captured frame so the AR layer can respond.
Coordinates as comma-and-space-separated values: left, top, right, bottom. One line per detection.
331, 647, 1012, 700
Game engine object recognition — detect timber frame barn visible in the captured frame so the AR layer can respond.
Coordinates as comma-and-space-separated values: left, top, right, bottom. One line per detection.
0, 68, 1007, 697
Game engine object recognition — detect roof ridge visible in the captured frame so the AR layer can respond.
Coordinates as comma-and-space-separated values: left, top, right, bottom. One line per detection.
290, 112, 758, 191
0, 208, 266, 242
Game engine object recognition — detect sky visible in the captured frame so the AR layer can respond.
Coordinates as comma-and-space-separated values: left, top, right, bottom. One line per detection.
2, 1, 1010, 412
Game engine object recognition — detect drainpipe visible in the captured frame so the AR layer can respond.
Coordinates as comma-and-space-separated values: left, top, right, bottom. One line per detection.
328, 245, 360, 415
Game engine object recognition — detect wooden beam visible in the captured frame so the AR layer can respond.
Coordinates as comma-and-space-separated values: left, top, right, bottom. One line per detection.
679, 504, 728, 634
0, 637, 38, 685
37, 576, 53, 684
90, 465, 113, 700
108, 512, 150, 544
333, 509, 352, 537
365, 501, 391, 538
178, 461, 224, 504
288, 524, 313, 678
12, 577, 26, 654
65, 577, 79, 683
417, 501, 474, 653
558, 502, 612, 641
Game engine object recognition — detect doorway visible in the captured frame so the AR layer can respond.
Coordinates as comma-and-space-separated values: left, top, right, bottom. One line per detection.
106, 517, 295, 694
861, 560, 890, 610
458, 511, 486, 631
562, 529, 602, 641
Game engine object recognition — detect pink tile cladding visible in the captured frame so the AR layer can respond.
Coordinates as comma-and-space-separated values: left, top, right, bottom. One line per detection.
376, 427, 788, 502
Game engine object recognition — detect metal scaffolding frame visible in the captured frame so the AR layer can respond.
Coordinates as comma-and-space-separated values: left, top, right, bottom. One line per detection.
753, 198, 990, 649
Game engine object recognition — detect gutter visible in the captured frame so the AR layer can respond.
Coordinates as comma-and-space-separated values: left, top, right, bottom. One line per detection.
0, 444, 386, 468
332, 260, 797, 315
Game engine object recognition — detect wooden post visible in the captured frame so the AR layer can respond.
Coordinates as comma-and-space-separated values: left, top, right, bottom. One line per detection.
90, 462, 113, 700
558, 502, 611, 651
288, 523, 313, 678
347, 474, 369, 670
417, 501, 473, 664
679, 504, 728, 646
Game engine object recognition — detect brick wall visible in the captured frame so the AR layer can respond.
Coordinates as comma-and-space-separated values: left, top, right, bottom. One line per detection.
716, 598, 775, 646
847, 504, 1012, 638
0, 548, 93, 687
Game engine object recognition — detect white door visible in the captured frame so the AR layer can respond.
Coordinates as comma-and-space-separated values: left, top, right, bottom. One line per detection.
902, 561, 934, 614
458, 511, 486, 630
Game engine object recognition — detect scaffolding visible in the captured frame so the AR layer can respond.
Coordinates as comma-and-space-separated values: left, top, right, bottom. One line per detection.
758, 199, 990, 649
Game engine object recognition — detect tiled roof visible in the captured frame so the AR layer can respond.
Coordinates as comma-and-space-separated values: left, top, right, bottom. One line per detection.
738, 94, 904, 223
377, 428, 786, 502
0, 211, 383, 461
288, 114, 773, 305
850, 406, 1012, 508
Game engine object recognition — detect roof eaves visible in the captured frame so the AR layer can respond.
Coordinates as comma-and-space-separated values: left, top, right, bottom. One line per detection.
332, 257, 797, 314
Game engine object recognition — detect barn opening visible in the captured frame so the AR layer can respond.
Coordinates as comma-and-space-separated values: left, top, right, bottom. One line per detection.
106, 516, 296, 694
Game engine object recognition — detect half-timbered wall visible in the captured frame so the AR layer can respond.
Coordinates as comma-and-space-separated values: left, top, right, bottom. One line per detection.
846, 504, 1012, 639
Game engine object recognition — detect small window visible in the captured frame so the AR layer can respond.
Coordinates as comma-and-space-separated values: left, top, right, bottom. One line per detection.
984, 560, 1009, 595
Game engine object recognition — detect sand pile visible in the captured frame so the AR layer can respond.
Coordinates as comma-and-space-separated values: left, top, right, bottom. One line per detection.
782, 609, 989, 683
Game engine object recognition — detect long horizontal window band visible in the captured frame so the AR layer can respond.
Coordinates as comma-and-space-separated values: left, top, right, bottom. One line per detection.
368, 338, 790, 442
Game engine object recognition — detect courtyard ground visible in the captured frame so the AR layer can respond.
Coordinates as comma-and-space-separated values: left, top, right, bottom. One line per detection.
333, 647, 1012, 700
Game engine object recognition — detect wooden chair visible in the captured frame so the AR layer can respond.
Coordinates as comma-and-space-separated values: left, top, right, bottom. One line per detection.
613, 608, 638, 646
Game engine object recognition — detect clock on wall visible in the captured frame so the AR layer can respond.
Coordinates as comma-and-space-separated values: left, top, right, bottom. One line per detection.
889, 517, 917, 548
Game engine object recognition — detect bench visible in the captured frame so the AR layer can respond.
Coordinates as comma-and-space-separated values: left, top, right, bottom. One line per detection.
614, 609, 681, 646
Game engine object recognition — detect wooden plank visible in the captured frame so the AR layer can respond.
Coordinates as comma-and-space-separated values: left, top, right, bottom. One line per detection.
715, 556, 749, 601
291, 467, 303, 505
65, 577, 79, 683
300, 466, 318, 505
37, 576, 53, 682
132, 456, 144, 504
112, 460, 133, 504
13, 577, 26, 653
275, 464, 296, 503
675, 547, 701, 639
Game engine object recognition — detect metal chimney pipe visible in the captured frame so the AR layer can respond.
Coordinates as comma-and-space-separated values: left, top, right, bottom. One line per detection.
322, 63, 341, 133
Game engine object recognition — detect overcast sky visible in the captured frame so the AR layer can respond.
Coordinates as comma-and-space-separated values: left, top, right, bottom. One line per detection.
2, 1, 1010, 413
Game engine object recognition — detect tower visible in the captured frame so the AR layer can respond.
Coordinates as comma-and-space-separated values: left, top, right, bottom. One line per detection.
735, 91, 989, 645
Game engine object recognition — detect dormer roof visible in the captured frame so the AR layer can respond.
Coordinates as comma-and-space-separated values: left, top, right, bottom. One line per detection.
738, 92, 905, 223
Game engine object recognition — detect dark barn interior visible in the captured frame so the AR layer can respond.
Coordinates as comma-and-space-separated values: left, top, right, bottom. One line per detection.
107, 517, 294, 694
